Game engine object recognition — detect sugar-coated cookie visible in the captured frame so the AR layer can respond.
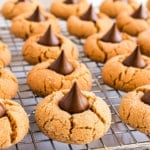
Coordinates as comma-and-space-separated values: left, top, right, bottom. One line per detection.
102, 46, 150, 92
50, 0, 89, 19
27, 51, 92, 96
35, 82, 111, 144
84, 23, 136, 63
119, 85, 150, 134
147, 0, 150, 11
0, 99, 29, 149
11, 6, 60, 39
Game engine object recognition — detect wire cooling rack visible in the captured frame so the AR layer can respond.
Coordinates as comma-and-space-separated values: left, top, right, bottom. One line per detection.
1, 15, 150, 150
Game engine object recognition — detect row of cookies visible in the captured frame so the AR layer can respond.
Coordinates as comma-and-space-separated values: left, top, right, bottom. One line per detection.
0, 0, 112, 148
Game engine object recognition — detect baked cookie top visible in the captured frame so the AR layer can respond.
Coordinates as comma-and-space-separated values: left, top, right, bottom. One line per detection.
0, 98, 29, 149
102, 46, 150, 92
27, 51, 92, 96
50, 0, 89, 19
11, 6, 61, 39
117, 4, 150, 36
22, 25, 78, 64
35, 82, 111, 144
1, 0, 39, 19
119, 84, 150, 134
84, 23, 136, 63
100, 0, 138, 18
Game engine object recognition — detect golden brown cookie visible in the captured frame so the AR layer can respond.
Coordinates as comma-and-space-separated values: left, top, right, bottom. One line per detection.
67, 5, 113, 38
22, 26, 78, 64
119, 85, 150, 134
84, 24, 136, 63
50, 0, 89, 20
100, 0, 138, 18
102, 46, 150, 92
1, 0, 39, 19
27, 52, 92, 97
0, 41, 11, 67
11, 7, 60, 39
137, 29, 150, 56
0, 99, 29, 149
147, 0, 150, 11
35, 83, 111, 144
0, 68, 18, 99
117, 5, 150, 36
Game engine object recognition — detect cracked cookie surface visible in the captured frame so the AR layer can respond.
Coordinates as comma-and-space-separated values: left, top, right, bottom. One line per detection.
50, 0, 89, 20
67, 13, 113, 38
27, 59, 92, 96
84, 33, 136, 63
102, 54, 150, 92
0, 99, 29, 149
22, 34, 79, 64
119, 85, 150, 134
0, 68, 18, 99
11, 10, 60, 39
35, 90, 111, 144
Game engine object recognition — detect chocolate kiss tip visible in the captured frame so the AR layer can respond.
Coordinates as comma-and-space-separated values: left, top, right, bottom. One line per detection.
122, 46, 146, 68
59, 82, 89, 114
0, 103, 6, 118
80, 4, 98, 22
101, 23, 122, 43
64, 0, 78, 4
49, 50, 74, 75
142, 91, 150, 105
38, 25, 60, 46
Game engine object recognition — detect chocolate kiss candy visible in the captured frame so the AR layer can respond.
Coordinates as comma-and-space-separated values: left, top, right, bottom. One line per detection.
59, 82, 89, 114
27, 6, 45, 22
131, 5, 148, 19
38, 25, 60, 46
113, 0, 127, 2
101, 23, 122, 43
17, 0, 29, 2
122, 46, 146, 68
80, 5, 98, 22
64, 0, 78, 4
0, 103, 6, 118
49, 50, 74, 75
142, 91, 150, 105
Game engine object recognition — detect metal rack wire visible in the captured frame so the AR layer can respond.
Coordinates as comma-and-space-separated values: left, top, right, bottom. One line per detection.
1, 15, 150, 150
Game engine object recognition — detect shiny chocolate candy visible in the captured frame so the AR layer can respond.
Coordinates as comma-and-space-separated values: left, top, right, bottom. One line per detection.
142, 91, 150, 105
59, 82, 89, 114
16, 0, 30, 3
64, 0, 78, 4
0, 103, 6, 118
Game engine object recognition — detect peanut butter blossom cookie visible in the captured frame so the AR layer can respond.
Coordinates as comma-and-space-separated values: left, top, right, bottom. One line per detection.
67, 5, 113, 38
35, 82, 111, 144
119, 85, 150, 134
0, 99, 29, 149
84, 23, 136, 63
102, 46, 150, 92
100, 0, 138, 18
1, 0, 39, 19
147, 0, 150, 11
27, 51, 91, 96
50, 0, 89, 19
117, 4, 150, 36
0, 41, 11, 67
22, 25, 78, 64
11, 6, 60, 39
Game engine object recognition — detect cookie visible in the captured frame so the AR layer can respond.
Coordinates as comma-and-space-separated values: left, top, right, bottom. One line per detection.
22, 25, 78, 64
0, 99, 29, 149
35, 82, 111, 144
84, 23, 136, 63
11, 6, 60, 39
27, 51, 92, 97
67, 5, 113, 38
117, 5, 150, 36
1, 0, 39, 20
102, 46, 150, 92
100, 0, 138, 18
0, 68, 18, 99
0, 41, 11, 67
50, 0, 89, 20
137, 29, 150, 56
119, 85, 150, 134
147, 0, 150, 11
